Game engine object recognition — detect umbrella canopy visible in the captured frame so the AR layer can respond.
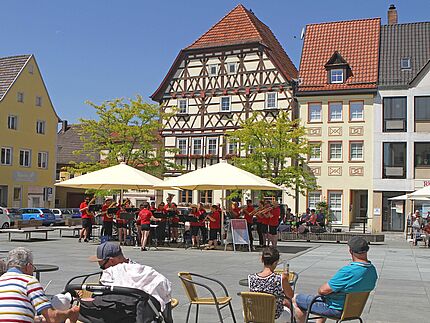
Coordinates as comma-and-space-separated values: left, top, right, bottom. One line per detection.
155, 162, 282, 191
408, 186, 430, 198
55, 162, 164, 190
388, 194, 430, 201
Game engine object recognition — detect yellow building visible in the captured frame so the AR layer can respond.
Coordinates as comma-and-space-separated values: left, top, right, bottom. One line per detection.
297, 19, 381, 232
0, 55, 59, 208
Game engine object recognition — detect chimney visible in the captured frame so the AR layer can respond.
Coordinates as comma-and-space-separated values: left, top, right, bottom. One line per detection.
61, 120, 68, 132
388, 4, 398, 25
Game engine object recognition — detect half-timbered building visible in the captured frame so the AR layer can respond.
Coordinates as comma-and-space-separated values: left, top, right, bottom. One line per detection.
151, 4, 298, 205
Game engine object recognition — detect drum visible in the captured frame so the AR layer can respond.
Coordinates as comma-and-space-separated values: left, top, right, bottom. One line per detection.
298, 224, 309, 234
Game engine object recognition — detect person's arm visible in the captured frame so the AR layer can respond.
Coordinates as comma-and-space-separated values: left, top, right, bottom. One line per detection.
79, 204, 88, 212
317, 282, 333, 295
41, 306, 80, 323
281, 273, 294, 299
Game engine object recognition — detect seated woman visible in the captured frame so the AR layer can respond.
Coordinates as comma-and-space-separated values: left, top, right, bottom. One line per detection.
248, 246, 293, 322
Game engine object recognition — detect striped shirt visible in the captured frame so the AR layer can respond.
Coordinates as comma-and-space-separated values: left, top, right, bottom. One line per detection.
0, 268, 52, 323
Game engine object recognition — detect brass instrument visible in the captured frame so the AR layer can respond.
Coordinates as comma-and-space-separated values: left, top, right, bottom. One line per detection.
85, 197, 96, 216
99, 201, 117, 218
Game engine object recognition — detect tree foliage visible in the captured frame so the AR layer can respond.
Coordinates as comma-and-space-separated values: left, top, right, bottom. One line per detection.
228, 111, 318, 196
68, 95, 177, 178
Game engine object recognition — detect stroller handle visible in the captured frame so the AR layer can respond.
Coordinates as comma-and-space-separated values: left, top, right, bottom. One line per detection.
65, 284, 150, 299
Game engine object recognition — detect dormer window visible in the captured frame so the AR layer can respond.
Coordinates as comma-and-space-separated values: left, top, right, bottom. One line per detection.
401, 58, 411, 70
325, 51, 350, 84
330, 69, 344, 84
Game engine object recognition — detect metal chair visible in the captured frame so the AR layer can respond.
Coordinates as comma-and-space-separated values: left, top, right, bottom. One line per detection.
305, 291, 370, 322
239, 292, 276, 323
178, 272, 237, 323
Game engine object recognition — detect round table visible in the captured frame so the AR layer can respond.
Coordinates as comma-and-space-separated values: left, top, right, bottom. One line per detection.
34, 264, 59, 281
239, 278, 248, 287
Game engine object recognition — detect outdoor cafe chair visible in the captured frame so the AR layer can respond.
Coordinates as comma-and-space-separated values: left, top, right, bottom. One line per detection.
239, 292, 276, 323
178, 272, 237, 323
305, 291, 370, 323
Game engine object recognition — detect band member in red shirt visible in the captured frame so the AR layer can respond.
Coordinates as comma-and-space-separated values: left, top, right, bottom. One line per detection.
79, 196, 94, 242
255, 200, 267, 247
242, 199, 255, 248
155, 202, 167, 245
139, 202, 161, 251
230, 202, 241, 219
268, 202, 280, 247
169, 203, 180, 243
205, 205, 221, 250
197, 203, 208, 244
100, 198, 115, 238
190, 205, 201, 249
116, 200, 128, 246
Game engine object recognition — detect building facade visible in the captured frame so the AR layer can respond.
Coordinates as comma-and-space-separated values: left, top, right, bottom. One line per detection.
0, 55, 59, 208
152, 4, 298, 205
297, 19, 381, 232
374, 17, 430, 231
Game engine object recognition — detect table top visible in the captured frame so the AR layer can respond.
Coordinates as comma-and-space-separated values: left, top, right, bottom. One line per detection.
34, 264, 59, 273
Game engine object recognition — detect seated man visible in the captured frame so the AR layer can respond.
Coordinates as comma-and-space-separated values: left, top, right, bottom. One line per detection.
89, 242, 173, 321
293, 237, 378, 323
0, 247, 79, 323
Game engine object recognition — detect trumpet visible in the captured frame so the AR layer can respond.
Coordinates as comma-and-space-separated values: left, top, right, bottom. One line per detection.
249, 205, 276, 218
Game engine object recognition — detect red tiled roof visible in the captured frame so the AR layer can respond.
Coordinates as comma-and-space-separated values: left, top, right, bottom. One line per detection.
298, 18, 381, 93
187, 4, 297, 81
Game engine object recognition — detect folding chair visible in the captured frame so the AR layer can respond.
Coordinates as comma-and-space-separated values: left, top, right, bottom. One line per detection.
178, 272, 236, 323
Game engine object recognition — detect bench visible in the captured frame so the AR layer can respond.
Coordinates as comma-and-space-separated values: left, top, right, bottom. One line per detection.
279, 232, 385, 243
53, 225, 82, 237
1, 228, 54, 241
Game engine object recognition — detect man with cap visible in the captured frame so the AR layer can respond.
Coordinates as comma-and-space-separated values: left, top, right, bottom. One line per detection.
90, 242, 172, 318
293, 236, 378, 323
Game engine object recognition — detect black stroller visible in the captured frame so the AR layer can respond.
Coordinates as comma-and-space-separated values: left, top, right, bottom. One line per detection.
64, 272, 173, 323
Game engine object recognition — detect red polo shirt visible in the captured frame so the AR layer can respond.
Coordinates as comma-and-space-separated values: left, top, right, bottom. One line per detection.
101, 204, 113, 222
138, 209, 153, 225
268, 206, 280, 227
209, 211, 221, 229
244, 206, 255, 224
80, 202, 90, 219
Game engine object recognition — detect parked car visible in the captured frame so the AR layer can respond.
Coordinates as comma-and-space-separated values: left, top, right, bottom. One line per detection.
0, 207, 11, 228
6, 208, 21, 225
18, 208, 56, 226
51, 209, 66, 225
68, 208, 81, 218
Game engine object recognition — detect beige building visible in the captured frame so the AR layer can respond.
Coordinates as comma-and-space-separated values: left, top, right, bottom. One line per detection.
297, 19, 381, 232
0, 55, 59, 208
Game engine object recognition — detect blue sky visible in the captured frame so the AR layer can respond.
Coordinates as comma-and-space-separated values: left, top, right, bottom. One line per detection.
1, 1, 429, 123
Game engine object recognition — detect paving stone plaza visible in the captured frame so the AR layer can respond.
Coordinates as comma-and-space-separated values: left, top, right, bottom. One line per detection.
1, 233, 428, 322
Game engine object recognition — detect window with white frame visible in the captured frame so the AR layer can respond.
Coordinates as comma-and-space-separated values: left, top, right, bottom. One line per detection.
19, 149, 31, 167
179, 190, 193, 204
266, 92, 277, 109
37, 152, 48, 169
227, 139, 238, 155
1, 147, 12, 165
350, 142, 363, 161
17, 92, 24, 102
177, 138, 188, 155
309, 143, 322, 161
177, 99, 188, 114
208, 64, 218, 76
328, 192, 342, 223
192, 138, 202, 155
207, 138, 218, 155
308, 192, 321, 209
330, 69, 344, 83
329, 102, 342, 122
8, 115, 17, 130
329, 142, 342, 161
227, 62, 236, 74
349, 101, 364, 121
198, 190, 213, 204
36, 96, 42, 107
308, 103, 322, 122
36, 121, 46, 134
220, 96, 231, 112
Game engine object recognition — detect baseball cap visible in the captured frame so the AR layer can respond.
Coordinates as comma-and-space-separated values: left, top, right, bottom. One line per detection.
89, 242, 122, 262
347, 236, 369, 254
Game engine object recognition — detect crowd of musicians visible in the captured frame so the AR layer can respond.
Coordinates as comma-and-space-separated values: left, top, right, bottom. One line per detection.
77, 195, 327, 250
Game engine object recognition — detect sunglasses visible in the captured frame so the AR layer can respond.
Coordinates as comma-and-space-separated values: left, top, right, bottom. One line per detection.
99, 258, 110, 270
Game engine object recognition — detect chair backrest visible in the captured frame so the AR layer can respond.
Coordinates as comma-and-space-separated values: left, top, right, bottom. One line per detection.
178, 272, 198, 302
240, 292, 276, 323
340, 291, 370, 320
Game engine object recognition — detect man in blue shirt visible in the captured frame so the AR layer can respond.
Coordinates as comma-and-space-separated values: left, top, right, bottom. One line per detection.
293, 236, 378, 323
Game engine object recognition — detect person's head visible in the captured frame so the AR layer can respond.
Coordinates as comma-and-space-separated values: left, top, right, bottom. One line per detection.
139, 203, 144, 209
91, 242, 126, 270
246, 199, 252, 206
143, 202, 149, 210
7, 247, 35, 275
158, 202, 165, 209
306, 208, 310, 214
287, 208, 292, 213
311, 209, 316, 214
211, 205, 218, 212
84, 196, 90, 203
0, 259, 6, 275
415, 210, 421, 216
261, 246, 280, 269
171, 203, 177, 209
232, 202, 238, 208
190, 204, 198, 212
264, 200, 271, 207
347, 236, 370, 261
198, 202, 205, 209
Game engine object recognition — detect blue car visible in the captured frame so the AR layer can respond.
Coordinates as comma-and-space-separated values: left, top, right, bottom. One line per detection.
19, 208, 56, 226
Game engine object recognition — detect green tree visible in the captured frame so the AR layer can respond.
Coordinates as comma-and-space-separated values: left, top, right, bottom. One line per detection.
228, 111, 318, 196
68, 95, 177, 178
